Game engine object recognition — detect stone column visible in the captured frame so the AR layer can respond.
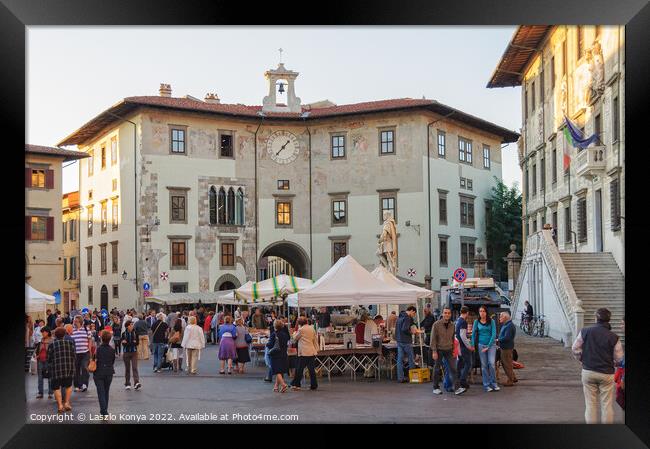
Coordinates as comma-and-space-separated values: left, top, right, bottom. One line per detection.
506, 244, 522, 296
473, 247, 487, 278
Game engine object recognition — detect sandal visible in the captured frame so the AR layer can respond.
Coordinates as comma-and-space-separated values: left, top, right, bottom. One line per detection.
273, 387, 279, 392
57, 407, 64, 414
64, 404, 72, 412
219, 371, 225, 375
280, 385, 288, 393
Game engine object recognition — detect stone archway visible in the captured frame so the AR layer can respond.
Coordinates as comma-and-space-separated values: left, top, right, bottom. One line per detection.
214, 273, 242, 291
259, 240, 311, 279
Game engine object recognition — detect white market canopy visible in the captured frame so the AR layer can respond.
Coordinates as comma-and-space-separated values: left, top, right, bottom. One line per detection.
25, 283, 56, 313
370, 266, 434, 299
287, 255, 422, 307
147, 290, 240, 306
230, 275, 313, 305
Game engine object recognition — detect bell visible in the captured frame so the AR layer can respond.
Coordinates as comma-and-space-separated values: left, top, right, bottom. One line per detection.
277, 82, 285, 94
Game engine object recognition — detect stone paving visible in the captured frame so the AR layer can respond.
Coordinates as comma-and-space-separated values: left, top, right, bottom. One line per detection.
25, 334, 624, 424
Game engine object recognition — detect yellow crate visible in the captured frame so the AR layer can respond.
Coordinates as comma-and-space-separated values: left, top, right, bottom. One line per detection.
408, 367, 431, 383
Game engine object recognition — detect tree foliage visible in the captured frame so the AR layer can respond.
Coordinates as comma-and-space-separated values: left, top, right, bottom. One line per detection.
485, 177, 522, 281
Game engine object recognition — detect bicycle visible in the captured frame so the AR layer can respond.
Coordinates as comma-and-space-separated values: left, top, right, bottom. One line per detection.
520, 312, 533, 336
533, 314, 546, 337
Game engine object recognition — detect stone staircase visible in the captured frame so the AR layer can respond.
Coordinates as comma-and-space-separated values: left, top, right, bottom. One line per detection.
559, 252, 625, 345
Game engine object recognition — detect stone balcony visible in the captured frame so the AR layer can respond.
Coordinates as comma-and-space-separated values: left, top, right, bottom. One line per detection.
575, 146, 606, 178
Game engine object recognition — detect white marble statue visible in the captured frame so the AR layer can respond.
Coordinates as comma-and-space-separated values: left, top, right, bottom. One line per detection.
377, 210, 398, 274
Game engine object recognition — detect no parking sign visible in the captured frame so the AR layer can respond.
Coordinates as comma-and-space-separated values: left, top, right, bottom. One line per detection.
453, 267, 467, 283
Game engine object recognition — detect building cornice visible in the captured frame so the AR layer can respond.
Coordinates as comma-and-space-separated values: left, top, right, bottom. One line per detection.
272, 193, 296, 198
558, 194, 572, 203
329, 235, 351, 241
328, 191, 350, 196
167, 235, 192, 240
575, 188, 588, 198
376, 188, 400, 193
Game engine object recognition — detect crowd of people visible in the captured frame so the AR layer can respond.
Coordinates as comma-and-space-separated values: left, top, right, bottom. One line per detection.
27, 303, 625, 422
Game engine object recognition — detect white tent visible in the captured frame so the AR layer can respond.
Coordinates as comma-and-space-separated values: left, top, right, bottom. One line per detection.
25, 283, 56, 313
147, 290, 240, 306
370, 266, 434, 299
287, 255, 421, 307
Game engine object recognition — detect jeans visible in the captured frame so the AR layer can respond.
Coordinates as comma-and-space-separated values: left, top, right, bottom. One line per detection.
433, 349, 458, 391
153, 343, 166, 370
457, 346, 473, 388
264, 347, 272, 380
37, 360, 52, 395
478, 343, 497, 390
74, 352, 90, 388
93, 374, 113, 416
581, 369, 615, 424
291, 356, 318, 389
113, 339, 121, 355
396, 342, 415, 382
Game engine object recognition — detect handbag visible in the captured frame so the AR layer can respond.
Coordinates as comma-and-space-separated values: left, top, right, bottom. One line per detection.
168, 331, 181, 345
87, 355, 97, 373
245, 333, 252, 344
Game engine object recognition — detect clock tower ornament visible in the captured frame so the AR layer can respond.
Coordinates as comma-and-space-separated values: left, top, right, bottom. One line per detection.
262, 59, 302, 114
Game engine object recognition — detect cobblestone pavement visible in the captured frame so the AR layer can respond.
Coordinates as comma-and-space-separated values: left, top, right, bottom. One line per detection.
25, 334, 624, 424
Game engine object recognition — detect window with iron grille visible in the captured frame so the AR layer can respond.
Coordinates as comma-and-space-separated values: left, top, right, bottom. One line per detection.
439, 238, 448, 266
221, 242, 235, 267
170, 283, 188, 293
610, 178, 621, 231
86, 247, 92, 275
277, 180, 290, 190
100, 244, 107, 275
461, 242, 475, 267
577, 198, 587, 242
170, 128, 186, 153
379, 129, 395, 154
439, 196, 447, 224
332, 200, 347, 225
564, 206, 572, 243
170, 194, 186, 223
437, 131, 446, 158
111, 242, 118, 273
460, 197, 474, 227
331, 135, 345, 159
112, 285, 119, 298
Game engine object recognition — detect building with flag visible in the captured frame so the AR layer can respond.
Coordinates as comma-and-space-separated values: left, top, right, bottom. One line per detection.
57, 61, 518, 311
488, 26, 625, 345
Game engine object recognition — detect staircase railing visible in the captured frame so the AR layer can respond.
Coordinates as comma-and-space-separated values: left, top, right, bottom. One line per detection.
514, 229, 584, 337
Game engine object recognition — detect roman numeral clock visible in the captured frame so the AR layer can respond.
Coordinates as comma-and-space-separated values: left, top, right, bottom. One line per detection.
267, 130, 300, 164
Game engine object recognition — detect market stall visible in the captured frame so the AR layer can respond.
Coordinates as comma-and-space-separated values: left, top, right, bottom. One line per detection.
25, 283, 56, 318
147, 290, 240, 307
287, 255, 430, 381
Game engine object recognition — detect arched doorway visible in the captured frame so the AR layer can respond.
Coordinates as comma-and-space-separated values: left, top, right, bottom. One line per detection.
258, 240, 310, 280
214, 274, 241, 291
100, 285, 108, 311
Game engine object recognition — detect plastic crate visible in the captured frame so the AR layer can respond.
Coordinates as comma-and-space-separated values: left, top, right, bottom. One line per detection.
409, 367, 431, 383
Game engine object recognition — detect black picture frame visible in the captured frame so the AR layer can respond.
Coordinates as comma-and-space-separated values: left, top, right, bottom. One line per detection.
4, 0, 648, 446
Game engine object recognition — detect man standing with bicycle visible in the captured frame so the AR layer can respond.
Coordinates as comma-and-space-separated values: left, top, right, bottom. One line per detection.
521, 301, 534, 335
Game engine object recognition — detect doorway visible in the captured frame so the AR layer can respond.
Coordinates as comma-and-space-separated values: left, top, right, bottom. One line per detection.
100, 285, 109, 311
595, 189, 603, 252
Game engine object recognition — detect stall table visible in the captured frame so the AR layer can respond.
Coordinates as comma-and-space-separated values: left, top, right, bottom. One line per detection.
315, 344, 382, 382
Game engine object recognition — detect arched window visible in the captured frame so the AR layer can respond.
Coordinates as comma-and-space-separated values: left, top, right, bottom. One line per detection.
236, 188, 245, 225
227, 188, 235, 224
209, 186, 217, 225
218, 187, 226, 224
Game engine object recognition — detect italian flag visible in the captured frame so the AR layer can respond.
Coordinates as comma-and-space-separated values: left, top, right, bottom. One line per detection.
562, 126, 572, 171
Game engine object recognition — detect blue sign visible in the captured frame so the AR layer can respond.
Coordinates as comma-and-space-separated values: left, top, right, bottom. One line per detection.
101, 309, 108, 318
453, 268, 467, 283
143, 282, 151, 291
81, 307, 89, 314
53, 290, 61, 304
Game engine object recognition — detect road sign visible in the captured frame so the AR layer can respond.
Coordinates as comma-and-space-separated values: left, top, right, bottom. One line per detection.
143, 290, 152, 298
143, 282, 151, 291
453, 268, 467, 283
81, 307, 89, 314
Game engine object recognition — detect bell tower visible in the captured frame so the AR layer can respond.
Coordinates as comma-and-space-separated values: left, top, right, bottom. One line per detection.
262, 53, 302, 114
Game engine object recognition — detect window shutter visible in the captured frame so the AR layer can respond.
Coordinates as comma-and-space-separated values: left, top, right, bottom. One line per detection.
45, 170, 54, 189
610, 180, 620, 230
25, 216, 32, 240
25, 168, 32, 187
46, 217, 54, 241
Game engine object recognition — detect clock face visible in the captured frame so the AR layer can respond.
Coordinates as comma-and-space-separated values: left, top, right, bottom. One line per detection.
267, 130, 299, 164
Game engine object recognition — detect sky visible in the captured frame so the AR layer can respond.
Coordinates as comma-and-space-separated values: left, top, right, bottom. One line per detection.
27, 26, 522, 193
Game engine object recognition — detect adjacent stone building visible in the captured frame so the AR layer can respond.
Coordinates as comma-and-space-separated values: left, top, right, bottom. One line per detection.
488, 26, 625, 344
62, 191, 81, 312
25, 145, 88, 310
59, 63, 518, 311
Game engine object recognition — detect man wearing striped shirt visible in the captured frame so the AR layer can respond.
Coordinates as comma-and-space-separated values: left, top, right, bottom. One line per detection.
71, 316, 92, 392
